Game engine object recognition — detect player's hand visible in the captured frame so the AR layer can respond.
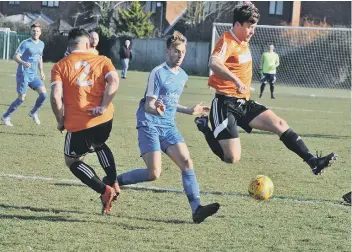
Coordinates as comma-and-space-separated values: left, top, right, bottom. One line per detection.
155, 99, 165, 115
191, 102, 210, 116
88, 106, 106, 117
57, 123, 65, 133
237, 83, 248, 94
40, 71, 45, 81
23, 62, 31, 68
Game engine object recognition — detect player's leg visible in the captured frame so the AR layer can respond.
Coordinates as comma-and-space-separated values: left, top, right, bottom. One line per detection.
1, 74, 27, 126
165, 134, 220, 223
64, 130, 115, 214
342, 191, 351, 204
90, 120, 120, 196
248, 108, 337, 174
259, 74, 268, 98
269, 74, 276, 99
116, 126, 162, 185
195, 96, 241, 163
28, 78, 47, 124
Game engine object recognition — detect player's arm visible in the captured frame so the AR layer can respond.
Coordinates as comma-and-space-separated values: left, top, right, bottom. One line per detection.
275, 54, 280, 68
39, 56, 45, 80
13, 41, 30, 68
177, 103, 210, 116
208, 38, 247, 93
143, 71, 165, 115
88, 59, 120, 117
50, 64, 64, 132
101, 71, 119, 108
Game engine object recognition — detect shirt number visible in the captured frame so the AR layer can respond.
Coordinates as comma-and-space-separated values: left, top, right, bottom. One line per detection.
75, 61, 92, 87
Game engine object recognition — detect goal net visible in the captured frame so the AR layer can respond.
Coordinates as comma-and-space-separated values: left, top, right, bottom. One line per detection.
211, 23, 351, 98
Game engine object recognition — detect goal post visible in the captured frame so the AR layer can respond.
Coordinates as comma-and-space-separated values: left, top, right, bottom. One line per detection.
211, 23, 351, 98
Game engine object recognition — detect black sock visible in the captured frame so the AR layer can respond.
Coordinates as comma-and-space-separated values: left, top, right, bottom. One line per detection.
280, 128, 314, 162
260, 83, 265, 95
69, 161, 106, 194
96, 144, 117, 186
270, 84, 274, 96
202, 128, 224, 161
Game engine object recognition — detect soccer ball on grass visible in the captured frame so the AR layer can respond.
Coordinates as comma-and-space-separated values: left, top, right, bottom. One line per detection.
248, 175, 274, 200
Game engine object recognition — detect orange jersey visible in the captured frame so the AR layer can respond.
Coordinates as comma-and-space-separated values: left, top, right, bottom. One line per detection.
208, 30, 252, 100
51, 51, 116, 132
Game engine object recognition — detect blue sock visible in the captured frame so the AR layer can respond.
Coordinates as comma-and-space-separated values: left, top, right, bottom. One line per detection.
30, 93, 47, 114
182, 169, 201, 214
3, 98, 24, 118
116, 168, 149, 186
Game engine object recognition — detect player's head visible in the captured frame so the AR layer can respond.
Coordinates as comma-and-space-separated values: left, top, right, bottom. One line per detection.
125, 40, 131, 47
269, 44, 274, 52
68, 27, 90, 51
232, 2, 260, 42
30, 23, 41, 41
166, 31, 187, 68
89, 31, 99, 48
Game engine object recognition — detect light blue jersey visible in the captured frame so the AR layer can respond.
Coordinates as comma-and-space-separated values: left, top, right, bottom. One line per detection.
136, 62, 188, 128
16, 38, 44, 76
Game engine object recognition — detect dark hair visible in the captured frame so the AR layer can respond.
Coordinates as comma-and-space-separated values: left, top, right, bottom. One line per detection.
68, 27, 90, 48
166, 30, 187, 49
31, 22, 41, 29
233, 1, 260, 26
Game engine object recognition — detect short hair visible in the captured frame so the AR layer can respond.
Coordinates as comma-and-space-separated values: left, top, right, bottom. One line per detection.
68, 27, 90, 48
166, 31, 187, 49
31, 23, 41, 29
233, 1, 260, 26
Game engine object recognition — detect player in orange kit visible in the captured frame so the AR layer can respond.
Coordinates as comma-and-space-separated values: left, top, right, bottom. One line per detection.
50, 27, 120, 214
195, 2, 337, 175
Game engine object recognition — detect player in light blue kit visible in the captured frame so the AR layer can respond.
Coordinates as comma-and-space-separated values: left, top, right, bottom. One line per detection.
112, 31, 220, 223
1, 23, 47, 126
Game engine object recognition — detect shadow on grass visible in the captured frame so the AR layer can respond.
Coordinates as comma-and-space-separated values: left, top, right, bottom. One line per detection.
0, 203, 85, 215
0, 214, 88, 223
249, 130, 350, 140
0, 131, 48, 137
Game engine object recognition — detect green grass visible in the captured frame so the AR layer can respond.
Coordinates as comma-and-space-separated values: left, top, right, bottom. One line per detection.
0, 61, 350, 252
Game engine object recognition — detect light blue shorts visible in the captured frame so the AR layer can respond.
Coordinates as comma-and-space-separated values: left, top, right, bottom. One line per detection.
137, 125, 185, 156
16, 73, 43, 94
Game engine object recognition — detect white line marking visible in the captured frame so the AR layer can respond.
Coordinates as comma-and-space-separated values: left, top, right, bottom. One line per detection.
269, 106, 343, 114
0, 173, 348, 207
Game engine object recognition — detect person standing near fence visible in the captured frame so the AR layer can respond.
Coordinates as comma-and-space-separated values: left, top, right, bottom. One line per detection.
259, 44, 279, 99
1, 23, 47, 126
119, 40, 132, 79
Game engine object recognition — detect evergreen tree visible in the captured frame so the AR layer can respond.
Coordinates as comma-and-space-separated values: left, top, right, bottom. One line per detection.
117, 2, 154, 39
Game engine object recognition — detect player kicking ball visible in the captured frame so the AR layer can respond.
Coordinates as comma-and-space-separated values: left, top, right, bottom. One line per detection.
110, 31, 220, 223
194, 2, 337, 175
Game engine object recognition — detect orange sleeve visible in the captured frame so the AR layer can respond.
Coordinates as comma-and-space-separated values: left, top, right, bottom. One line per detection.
102, 57, 117, 79
211, 35, 231, 63
51, 63, 63, 86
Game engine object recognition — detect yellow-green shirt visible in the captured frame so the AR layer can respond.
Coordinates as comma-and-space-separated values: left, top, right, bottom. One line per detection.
261, 52, 279, 74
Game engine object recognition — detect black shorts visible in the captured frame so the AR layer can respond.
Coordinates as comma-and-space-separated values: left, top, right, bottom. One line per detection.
260, 73, 277, 84
210, 94, 267, 140
64, 120, 113, 158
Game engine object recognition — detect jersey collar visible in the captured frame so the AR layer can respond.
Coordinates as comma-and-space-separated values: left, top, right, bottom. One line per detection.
229, 29, 247, 46
164, 62, 180, 75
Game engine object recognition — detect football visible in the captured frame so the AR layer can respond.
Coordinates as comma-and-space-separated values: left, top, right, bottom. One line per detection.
248, 175, 274, 200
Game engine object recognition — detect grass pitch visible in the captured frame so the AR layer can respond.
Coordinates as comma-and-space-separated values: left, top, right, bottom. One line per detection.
0, 61, 350, 252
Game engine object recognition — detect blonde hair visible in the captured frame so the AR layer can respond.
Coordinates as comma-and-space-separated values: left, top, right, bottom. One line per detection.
31, 22, 41, 29
166, 31, 187, 49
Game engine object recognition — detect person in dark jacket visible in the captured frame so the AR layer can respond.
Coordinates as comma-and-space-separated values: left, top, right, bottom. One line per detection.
119, 40, 132, 79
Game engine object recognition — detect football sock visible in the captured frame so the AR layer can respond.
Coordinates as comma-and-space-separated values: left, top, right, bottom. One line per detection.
260, 83, 266, 95
30, 92, 47, 114
116, 168, 149, 186
280, 128, 314, 162
182, 169, 201, 214
69, 161, 106, 194
3, 98, 24, 118
202, 127, 224, 161
96, 144, 117, 186
270, 84, 275, 96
